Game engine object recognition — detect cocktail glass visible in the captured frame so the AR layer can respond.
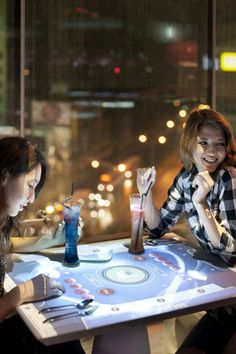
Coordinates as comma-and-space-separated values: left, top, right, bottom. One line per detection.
63, 199, 81, 267
128, 193, 145, 255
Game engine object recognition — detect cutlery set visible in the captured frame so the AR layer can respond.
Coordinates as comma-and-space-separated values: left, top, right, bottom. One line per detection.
39, 299, 98, 323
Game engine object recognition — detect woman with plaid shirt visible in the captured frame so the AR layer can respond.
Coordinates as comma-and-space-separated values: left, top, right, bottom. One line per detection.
137, 109, 236, 354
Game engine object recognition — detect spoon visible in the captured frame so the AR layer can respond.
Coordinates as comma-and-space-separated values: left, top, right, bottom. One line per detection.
39, 298, 93, 313
43, 305, 99, 323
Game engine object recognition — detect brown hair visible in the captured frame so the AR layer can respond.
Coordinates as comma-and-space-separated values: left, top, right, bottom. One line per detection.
0, 137, 47, 252
180, 109, 236, 171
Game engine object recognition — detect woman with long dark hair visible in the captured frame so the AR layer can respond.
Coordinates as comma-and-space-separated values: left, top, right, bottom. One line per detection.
0, 136, 85, 354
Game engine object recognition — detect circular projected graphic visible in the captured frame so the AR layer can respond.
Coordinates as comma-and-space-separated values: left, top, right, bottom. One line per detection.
103, 265, 149, 284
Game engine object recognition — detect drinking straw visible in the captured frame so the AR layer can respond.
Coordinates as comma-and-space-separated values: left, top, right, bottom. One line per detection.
134, 180, 153, 250
71, 182, 76, 197
63, 181, 77, 206
134, 193, 144, 250
144, 180, 153, 197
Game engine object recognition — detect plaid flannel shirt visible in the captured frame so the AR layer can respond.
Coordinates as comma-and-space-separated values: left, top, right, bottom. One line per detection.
148, 166, 236, 264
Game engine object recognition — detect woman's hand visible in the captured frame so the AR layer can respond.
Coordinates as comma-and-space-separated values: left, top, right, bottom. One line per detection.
17, 274, 65, 304
137, 166, 156, 196
0, 274, 65, 320
192, 171, 214, 206
54, 216, 84, 243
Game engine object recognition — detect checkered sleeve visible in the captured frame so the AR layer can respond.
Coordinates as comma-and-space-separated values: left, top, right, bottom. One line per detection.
213, 168, 236, 264
147, 168, 185, 238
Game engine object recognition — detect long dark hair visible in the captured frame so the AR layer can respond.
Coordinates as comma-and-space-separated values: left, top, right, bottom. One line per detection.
0, 137, 47, 251
180, 109, 236, 171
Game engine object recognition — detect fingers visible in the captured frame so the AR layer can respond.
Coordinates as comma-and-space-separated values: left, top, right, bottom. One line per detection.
192, 171, 215, 205
79, 217, 84, 228
48, 288, 64, 298
137, 166, 156, 196
150, 166, 156, 181
39, 274, 65, 299
49, 278, 65, 293
143, 168, 152, 181
137, 166, 156, 184
137, 168, 148, 184
192, 171, 214, 190
193, 177, 208, 190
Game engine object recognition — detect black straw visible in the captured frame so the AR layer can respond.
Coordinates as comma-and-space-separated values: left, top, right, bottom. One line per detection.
63, 181, 77, 207
71, 182, 76, 197
134, 194, 144, 249
134, 180, 153, 249
144, 180, 153, 197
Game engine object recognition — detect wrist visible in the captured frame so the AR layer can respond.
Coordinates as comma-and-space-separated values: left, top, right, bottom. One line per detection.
17, 281, 32, 304
193, 200, 208, 209
6, 286, 21, 309
194, 202, 214, 220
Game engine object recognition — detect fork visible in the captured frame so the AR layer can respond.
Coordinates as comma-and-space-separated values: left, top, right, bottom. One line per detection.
43, 305, 99, 323
39, 299, 93, 313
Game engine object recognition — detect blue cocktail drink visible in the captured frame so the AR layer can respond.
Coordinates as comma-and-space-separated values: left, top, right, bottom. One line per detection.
63, 200, 81, 267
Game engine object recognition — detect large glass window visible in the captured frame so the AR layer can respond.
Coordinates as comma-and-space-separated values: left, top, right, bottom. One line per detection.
0, 1, 20, 133
2, 1, 215, 241
215, 0, 236, 130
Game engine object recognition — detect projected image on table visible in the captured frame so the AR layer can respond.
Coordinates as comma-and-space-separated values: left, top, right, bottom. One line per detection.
56, 244, 233, 306
9, 241, 236, 325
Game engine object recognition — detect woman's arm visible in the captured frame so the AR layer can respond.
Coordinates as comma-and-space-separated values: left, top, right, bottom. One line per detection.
142, 192, 161, 229
0, 274, 64, 321
10, 223, 66, 253
137, 167, 185, 235
193, 170, 236, 251
136, 167, 160, 229
0, 285, 22, 320
194, 202, 223, 247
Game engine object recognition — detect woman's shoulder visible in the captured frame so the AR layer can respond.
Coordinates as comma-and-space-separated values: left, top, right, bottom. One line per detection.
172, 166, 196, 189
173, 167, 187, 182
175, 166, 197, 180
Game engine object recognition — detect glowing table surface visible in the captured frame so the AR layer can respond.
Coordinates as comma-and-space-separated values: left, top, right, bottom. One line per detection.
5, 238, 236, 346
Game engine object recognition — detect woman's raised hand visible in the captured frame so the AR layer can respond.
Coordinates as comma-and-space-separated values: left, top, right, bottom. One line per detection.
137, 166, 156, 196
192, 171, 214, 206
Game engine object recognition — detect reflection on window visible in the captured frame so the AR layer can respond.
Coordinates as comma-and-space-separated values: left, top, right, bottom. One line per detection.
4, 0, 215, 240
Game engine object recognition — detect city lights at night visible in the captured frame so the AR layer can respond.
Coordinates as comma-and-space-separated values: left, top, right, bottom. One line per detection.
3, 0, 233, 240
2, 3, 236, 353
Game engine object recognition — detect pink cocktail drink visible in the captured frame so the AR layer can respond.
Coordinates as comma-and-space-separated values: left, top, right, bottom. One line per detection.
129, 194, 145, 255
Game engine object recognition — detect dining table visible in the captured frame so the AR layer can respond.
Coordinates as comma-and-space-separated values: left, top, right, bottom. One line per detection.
4, 235, 236, 346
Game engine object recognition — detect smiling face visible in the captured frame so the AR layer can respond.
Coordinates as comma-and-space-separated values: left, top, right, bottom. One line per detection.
3, 164, 42, 217
192, 125, 227, 173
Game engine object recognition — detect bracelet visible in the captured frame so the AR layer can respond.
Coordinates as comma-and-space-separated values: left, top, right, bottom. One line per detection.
42, 274, 46, 296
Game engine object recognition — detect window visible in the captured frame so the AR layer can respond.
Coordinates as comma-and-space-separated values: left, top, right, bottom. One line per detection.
2, 0, 222, 241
